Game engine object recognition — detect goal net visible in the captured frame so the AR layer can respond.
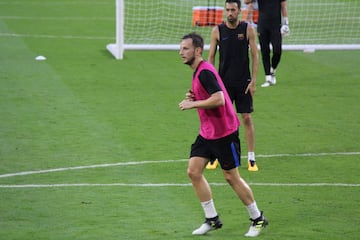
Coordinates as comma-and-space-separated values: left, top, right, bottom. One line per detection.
107, 0, 360, 59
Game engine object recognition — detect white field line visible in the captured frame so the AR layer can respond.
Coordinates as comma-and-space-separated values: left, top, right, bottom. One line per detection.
0, 1, 111, 5
0, 183, 360, 188
0, 32, 112, 40
0, 16, 113, 21
0, 152, 359, 179
0, 182, 359, 188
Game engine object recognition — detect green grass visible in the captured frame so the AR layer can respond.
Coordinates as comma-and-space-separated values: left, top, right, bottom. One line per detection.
1, 0, 360, 239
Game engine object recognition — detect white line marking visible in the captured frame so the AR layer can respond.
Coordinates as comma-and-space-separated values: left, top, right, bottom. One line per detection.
0, 152, 359, 179
0, 16, 113, 21
0, 33, 112, 40
0, 160, 184, 178
0, 182, 358, 188
0, 1, 111, 5
291, 2, 346, 7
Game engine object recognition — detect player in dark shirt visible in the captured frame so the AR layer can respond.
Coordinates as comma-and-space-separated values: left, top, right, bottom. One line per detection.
209, 0, 259, 171
245, 0, 289, 87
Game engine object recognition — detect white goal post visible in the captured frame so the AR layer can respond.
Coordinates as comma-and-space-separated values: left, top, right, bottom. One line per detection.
106, 0, 124, 59
107, 0, 360, 59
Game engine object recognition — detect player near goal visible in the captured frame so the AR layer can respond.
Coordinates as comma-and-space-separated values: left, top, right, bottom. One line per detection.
179, 32, 268, 237
245, 0, 289, 87
244, 0, 259, 26
208, 0, 259, 171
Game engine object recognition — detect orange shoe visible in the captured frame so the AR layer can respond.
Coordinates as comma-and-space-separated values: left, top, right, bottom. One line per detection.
248, 160, 259, 171
206, 159, 219, 170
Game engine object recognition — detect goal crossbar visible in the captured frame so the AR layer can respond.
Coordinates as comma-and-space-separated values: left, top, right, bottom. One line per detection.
107, 0, 360, 59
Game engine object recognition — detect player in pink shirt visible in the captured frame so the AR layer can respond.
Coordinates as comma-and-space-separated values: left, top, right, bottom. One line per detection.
179, 32, 268, 237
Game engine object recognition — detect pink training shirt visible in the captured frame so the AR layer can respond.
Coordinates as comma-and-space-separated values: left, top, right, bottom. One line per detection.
192, 61, 240, 140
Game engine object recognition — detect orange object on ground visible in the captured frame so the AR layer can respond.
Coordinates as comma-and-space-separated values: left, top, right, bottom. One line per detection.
192, 6, 224, 27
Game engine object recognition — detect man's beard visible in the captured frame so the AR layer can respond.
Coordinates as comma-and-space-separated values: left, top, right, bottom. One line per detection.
227, 16, 237, 23
185, 56, 196, 66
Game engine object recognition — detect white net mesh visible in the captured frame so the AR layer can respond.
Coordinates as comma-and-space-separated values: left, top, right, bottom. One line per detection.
108, 0, 360, 55
287, 1, 360, 45
124, 0, 219, 44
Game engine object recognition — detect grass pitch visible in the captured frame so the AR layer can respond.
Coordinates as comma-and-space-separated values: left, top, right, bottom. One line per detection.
0, 1, 359, 239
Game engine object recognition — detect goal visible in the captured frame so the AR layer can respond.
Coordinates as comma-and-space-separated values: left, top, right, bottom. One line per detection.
107, 0, 360, 59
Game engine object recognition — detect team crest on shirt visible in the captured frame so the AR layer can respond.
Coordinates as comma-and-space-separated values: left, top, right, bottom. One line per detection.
237, 34, 245, 40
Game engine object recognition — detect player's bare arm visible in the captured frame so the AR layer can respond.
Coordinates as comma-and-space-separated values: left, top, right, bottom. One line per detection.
281, 1, 288, 18
208, 26, 219, 66
179, 91, 224, 111
245, 24, 259, 96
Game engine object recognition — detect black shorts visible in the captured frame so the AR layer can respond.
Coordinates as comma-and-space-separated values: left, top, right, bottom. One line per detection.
225, 84, 254, 113
190, 131, 241, 170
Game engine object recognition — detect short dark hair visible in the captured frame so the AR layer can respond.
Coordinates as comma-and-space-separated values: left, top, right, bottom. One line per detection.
181, 32, 204, 51
226, 0, 241, 9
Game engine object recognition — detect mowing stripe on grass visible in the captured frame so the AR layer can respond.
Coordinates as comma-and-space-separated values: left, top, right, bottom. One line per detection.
0, 182, 359, 188
0, 151, 359, 179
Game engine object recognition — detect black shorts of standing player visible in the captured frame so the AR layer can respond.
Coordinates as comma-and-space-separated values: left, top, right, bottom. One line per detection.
190, 130, 241, 170
225, 82, 254, 114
